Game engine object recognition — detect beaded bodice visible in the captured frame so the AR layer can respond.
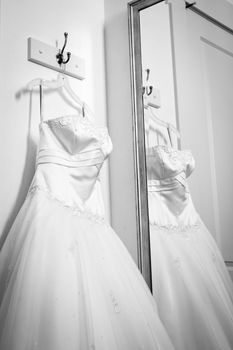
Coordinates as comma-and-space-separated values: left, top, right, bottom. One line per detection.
146, 145, 199, 227
29, 115, 112, 213
146, 145, 195, 185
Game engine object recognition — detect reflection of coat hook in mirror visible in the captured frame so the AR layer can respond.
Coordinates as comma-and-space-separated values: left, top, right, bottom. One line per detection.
56, 32, 71, 66
146, 86, 153, 96
143, 68, 153, 95
142, 85, 153, 96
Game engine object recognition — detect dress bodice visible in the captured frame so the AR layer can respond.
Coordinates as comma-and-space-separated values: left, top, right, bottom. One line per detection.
146, 145, 199, 227
29, 115, 112, 214
146, 145, 195, 184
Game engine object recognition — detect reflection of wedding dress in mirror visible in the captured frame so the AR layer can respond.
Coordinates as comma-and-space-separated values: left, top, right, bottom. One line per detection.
0, 80, 175, 350
145, 107, 233, 350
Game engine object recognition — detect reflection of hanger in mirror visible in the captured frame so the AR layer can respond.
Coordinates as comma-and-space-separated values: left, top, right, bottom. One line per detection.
144, 89, 161, 109
146, 105, 180, 147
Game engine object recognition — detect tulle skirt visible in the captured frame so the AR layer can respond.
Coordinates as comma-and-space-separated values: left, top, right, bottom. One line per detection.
0, 188, 174, 350
150, 220, 233, 350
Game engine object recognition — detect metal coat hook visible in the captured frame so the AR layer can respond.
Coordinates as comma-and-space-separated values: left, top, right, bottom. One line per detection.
143, 68, 153, 96
56, 32, 71, 66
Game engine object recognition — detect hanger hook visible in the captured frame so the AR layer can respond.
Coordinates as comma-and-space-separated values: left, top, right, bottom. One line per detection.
56, 32, 71, 66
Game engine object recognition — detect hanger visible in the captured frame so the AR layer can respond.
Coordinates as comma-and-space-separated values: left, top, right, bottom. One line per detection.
26, 73, 82, 106
146, 105, 181, 146
26, 73, 95, 121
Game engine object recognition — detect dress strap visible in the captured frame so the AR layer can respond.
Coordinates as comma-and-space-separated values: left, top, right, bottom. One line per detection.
167, 124, 173, 148
82, 103, 86, 118
82, 102, 95, 123
39, 80, 44, 122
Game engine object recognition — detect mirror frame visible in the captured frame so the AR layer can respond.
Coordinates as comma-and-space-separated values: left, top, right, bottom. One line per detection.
128, 0, 165, 289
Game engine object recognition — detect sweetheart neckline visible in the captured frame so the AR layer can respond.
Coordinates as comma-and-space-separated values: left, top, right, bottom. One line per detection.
146, 144, 191, 154
39, 114, 108, 132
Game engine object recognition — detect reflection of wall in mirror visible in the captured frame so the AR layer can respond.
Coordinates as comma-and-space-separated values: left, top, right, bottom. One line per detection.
140, 2, 178, 148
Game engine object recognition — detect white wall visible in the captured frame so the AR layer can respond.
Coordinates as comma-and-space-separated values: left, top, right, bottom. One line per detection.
104, 0, 138, 262
0, 0, 110, 241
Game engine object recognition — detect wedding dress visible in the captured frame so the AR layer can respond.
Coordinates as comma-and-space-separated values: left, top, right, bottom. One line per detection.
147, 144, 233, 350
0, 100, 175, 349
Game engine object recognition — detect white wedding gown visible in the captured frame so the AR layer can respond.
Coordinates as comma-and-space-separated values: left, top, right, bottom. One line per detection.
147, 144, 233, 350
0, 114, 175, 350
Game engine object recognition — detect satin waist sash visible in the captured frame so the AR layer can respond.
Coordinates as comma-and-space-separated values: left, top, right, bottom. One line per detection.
37, 148, 104, 168
147, 171, 187, 192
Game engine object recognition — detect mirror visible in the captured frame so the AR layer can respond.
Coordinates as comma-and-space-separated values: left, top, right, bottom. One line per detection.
128, 0, 233, 293
128, 0, 179, 289
140, 0, 181, 294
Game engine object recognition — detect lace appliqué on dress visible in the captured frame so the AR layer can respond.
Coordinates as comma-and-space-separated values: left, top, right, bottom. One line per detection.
43, 116, 112, 157
109, 290, 120, 313
27, 185, 109, 226
158, 145, 193, 163
150, 220, 201, 236
151, 220, 201, 270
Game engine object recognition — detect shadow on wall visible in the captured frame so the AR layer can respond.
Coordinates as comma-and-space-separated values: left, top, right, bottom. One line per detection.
102, 2, 139, 263
0, 92, 37, 250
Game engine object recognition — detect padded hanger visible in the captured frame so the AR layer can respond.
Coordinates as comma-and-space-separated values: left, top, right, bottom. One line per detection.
26, 73, 95, 122
145, 105, 180, 147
